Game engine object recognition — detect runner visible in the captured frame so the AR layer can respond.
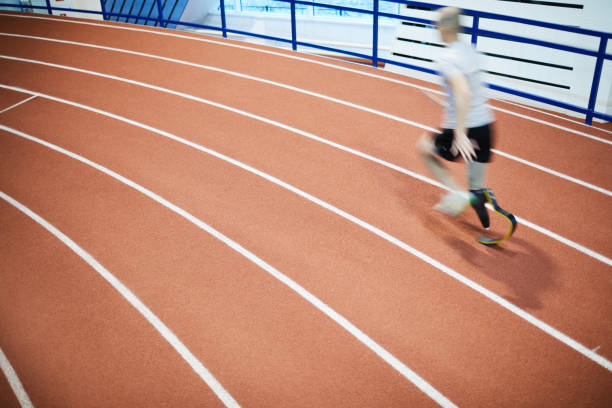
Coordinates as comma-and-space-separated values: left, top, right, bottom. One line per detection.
416, 6, 493, 229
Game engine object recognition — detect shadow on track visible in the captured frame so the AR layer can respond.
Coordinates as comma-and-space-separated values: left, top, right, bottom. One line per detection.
422, 212, 556, 311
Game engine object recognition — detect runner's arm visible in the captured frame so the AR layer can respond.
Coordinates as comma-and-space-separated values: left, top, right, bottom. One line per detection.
448, 73, 476, 162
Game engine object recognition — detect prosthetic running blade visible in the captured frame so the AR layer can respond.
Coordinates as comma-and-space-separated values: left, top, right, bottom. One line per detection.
476, 189, 517, 245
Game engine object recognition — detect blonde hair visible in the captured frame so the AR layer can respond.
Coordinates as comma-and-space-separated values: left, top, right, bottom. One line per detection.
438, 7, 461, 31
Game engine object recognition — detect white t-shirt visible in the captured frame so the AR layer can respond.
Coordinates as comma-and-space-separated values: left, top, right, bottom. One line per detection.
436, 40, 494, 129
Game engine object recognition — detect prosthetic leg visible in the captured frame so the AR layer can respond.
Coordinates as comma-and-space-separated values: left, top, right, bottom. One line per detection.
471, 188, 517, 245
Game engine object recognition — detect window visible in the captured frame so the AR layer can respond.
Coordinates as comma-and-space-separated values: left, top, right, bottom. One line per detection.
220, 0, 400, 19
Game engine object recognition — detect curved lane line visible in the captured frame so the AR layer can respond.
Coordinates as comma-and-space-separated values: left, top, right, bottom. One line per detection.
1, 82, 610, 265
2, 117, 611, 374
0, 94, 36, 114
0, 345, 34, 408
495, 99, 612, 135
2, 54, 611, 260
0, 192, 241, 408
0, 127, 457, 408
1, 36, 611, 196
0, 13, 610, 146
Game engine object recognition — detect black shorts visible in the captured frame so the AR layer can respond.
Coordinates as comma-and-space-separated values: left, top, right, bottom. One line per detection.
434, 123, 493, 163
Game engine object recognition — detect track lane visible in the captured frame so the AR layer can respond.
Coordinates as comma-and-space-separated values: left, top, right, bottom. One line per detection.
0, 34, 610, 202
489, 99, 612, 140
0, 88, 33, 113
0, 51, 610, 259
1, 32, 610, 199
0, 129, 447, 407
2, 94, 612, 406
0, 14, 610, 175
0, 354, 22, 408
5, 82, 611, 268
2, 14, 608, 406
2, 11, 611, 143
2, 66, 611, 358
0, 199, 228, 407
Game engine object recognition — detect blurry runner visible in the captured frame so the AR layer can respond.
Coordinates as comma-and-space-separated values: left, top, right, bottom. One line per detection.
416, 6, 493, 229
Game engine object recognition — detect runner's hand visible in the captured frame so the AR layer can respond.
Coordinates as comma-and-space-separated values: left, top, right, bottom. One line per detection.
452, 130, 477, 162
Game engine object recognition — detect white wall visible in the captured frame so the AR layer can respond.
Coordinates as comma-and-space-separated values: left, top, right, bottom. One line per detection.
191, 10, 396, 59
49, 0, 102, 19
385, 0, 612, 119
180, 0, 217, 23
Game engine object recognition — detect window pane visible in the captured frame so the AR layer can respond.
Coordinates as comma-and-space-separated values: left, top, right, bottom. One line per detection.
222, 0, 400, 19
220, 0, 236, 11
313, 0, 369, 18
240, 0, 308, 15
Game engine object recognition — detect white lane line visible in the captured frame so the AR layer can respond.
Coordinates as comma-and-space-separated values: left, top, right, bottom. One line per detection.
1, 54, 610, 198
515, 217, 612, 267
0, 193, 240, 408
3, 122, 611, 376
0, 95, 36, 114
424, 89, 612, 146
0, 13, 609, 146
2, 83, 610, 268
0, 32, 435, 136
496, 98, 612, 136
492, 149, 611, 196
0, 345, 34, 408
0, 126, 457, 408
422, 91, 612, 185
491, 105, 612, 146
2, 35, 612, 194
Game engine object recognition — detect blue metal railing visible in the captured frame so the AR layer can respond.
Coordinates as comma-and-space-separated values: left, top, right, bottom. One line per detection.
0, 0, 610, 124
101, 0, 186, 27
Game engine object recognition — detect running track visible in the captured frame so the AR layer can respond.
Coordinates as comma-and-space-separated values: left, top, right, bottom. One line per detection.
0, 12, 611, 407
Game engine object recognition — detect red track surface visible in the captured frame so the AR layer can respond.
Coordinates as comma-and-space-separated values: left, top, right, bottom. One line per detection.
0, 12, 611, 407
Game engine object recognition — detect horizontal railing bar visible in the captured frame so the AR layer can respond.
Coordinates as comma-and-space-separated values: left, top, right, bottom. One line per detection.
4, 1, 610, 46
378, 11, 431, 23
296, 41, 373, 59
378, 59, 594, 118
101, 10, 164, 21
247, 3, 612, 60
382, 0, 612, 38
1, 2, 609, 123
102, 10, 159, 20
264, 0, 612, 40
0, 4, 102, 15
2, 4, 610, 64
592, 111, 612, 122
0, 4, 163, 24
476, 28, 605, 58
226, 28, 293, 44
162, 19, 222, 31
487, 83, 588, 114
377, 57, 437, 74
276, 0, 373, 15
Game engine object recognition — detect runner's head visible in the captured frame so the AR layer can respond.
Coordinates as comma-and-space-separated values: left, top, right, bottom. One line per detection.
436, 7, 461, 43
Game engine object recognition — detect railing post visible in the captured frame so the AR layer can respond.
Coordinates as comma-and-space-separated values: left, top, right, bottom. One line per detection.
290, 0, 297, 51
471, 15, 479, 45
45, 0, 52, 15
155, 0, 164, 27
585, 36, 607, 125
220, 0, 227, 38
99, 0, 108, 20
372, 0, 379, 67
